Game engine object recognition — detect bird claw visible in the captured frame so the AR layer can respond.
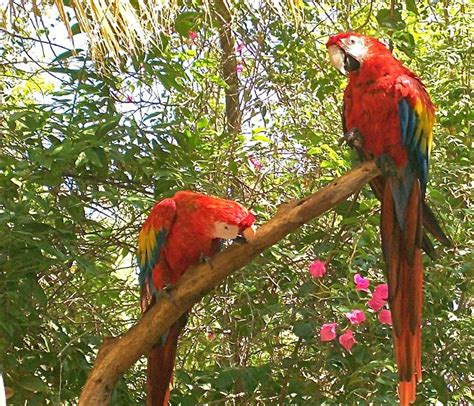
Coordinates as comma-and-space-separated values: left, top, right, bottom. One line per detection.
340, 128, 364, 153
199, 253, 212, 264
375, 154, 398, 178
154, 285, 179, 308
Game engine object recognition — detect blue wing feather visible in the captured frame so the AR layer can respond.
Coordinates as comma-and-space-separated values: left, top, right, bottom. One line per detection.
137, 198, 177, 293
398, 99, 429, 194
138, 229, 168, 288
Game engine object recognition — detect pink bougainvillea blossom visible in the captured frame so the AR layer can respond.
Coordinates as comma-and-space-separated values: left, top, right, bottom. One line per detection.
309, 259, 326, 278
248, 154, 263, 171
368, 295, 386, 312
354, 273, 370, 292
339, 330, 357, 352
320, 323, 337, 342
188, 31, 198, 42
373, 283, 388, 300
345, 309, 366, 325
236, 62, 244, 73
235, 42, 245, 53
378, 309, 393, 325
126, 95, 133, 103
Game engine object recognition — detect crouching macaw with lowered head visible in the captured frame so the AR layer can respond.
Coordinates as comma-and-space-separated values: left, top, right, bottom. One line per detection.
326, 33, 451, 405
137, 190, 256, 405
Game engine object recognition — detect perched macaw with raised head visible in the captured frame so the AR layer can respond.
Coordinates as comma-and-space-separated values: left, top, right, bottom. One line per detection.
137, 190, 256, 405
326, 33, 451, 405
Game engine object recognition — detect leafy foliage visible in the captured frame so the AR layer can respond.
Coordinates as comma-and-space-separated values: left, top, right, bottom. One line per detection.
0, 1, 472, 404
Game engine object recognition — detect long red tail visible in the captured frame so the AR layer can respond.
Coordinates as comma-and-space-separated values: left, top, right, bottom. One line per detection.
141, 283, 187, 406
146, 316, 187, 406
381, 179, 423, 406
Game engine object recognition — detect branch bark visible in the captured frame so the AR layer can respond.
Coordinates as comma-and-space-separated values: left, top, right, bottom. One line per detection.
78, 161, 380, 405
214, 0, 241, 136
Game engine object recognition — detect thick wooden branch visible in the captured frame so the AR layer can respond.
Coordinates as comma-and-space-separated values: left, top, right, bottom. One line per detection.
78, 161, 379, 405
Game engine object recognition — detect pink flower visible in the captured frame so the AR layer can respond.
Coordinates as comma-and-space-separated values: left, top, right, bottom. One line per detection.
345, 309, 366, 325
368, 284, 389, 311
373, 284, 388, 300
354, 273, 370, 292
368, 295, 386, 312
320, 323, 337, 342
126, 95, 133, 102
236, 63, 244, 73
309, 259, 326, 278
206, 332, 217, 341
248, 154, 263, 171
188, 31, 198, 42
339, 330, 357, 352
235, 42, 245, 53
378, 309, 393, 325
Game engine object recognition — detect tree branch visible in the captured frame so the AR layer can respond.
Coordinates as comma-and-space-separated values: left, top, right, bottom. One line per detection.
78, 161, 380, 405
214, 0, 241, 136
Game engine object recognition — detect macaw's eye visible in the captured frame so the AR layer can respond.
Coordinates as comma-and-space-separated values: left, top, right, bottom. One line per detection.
350, 38, 356, 44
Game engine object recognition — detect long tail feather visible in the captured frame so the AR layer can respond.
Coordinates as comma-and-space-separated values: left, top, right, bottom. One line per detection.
421, 202, 452, 247
422, 233, 437, 260
371, 175, 451, 258
146, 315, 187, 406
140, 284, 187, 406
381, 180, 423, 406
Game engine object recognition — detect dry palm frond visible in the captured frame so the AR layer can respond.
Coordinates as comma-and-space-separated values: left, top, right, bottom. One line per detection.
54, 0, 304, 66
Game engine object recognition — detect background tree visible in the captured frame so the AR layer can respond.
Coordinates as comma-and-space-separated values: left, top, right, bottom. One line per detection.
0, 0, 471, 404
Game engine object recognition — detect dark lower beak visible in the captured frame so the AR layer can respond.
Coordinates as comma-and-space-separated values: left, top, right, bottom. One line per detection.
344, 53, 360, 72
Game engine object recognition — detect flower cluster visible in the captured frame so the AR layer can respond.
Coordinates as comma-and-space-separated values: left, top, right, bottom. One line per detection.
309, 261, 392, 353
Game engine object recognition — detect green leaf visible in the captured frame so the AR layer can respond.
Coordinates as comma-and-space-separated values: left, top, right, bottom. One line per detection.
215, 368, 239, 391
406, 0, 418, 14
84, 148, 104, 167
95, 117, 121, 137
20, 376, 50, 393
253, 134, 271, 143
293, 321, 314, 339
376, 9, 406, 31
393, 31, 416, 58
71, 23, 81, 35
59, 194, 85, 220
196, 117, 208, 130
429, 374, 449, 404
75, 151, 87, 168
52, 50, 75, 62
174, 12, 200, 37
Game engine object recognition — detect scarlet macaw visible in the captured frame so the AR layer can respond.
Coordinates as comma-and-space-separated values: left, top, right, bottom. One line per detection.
137, 190, 256, 406
326, 33, 451, 405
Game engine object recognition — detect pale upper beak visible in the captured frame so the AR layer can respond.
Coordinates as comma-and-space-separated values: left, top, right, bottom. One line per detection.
327, 45, 346, 75
242, 225, 257, 241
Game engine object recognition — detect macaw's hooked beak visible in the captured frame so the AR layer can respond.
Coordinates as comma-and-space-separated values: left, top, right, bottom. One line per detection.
327, 44, 360, 75
237, 211, 256, 242
233, 224, 257, 244
242, 225, 257, 241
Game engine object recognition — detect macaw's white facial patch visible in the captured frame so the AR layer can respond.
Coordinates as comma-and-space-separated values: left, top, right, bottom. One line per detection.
213, 222, 240, 240
340, 35, 368, 63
